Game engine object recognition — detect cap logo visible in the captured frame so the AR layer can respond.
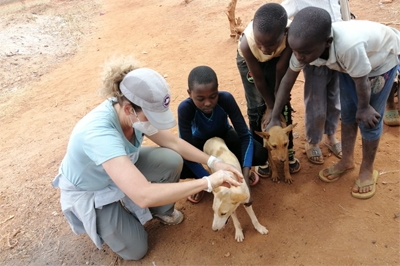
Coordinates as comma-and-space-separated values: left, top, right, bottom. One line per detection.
163, 94, 171, 108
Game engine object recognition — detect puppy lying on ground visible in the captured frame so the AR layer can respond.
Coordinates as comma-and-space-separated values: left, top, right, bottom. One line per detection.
203, 137, 268, 242
256, 111, 297, 184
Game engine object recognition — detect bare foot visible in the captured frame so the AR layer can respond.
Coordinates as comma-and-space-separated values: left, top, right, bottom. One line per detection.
352, 170, 375, 193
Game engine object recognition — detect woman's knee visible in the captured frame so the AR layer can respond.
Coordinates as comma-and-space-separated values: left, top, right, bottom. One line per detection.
118, 242, 148, 261
155, 148, 183, 170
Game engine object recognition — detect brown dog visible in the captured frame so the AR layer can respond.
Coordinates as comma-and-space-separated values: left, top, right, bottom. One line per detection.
203, 137, 268, 242
255, 111, 297, 184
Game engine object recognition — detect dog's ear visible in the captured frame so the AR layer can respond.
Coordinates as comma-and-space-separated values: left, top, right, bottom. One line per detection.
283, 124, 294, 134
230, 192, 248, 204
255, 131, 270, 140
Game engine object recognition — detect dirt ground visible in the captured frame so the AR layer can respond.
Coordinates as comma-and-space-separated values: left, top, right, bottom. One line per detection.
0, 0, 399, 265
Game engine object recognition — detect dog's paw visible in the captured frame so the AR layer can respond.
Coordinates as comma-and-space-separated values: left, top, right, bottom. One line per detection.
235, 230, 245, 242
284, 177, 294, 184
271, 175, 280, 183
255, 223, 269, 235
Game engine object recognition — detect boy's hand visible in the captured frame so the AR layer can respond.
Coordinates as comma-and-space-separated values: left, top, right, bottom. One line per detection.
262, 109, 272, 129
356, 105, 381, 128
266, 116, 280, 131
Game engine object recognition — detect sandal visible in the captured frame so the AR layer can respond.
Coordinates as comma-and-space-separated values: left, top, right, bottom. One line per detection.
187, 191, 205, 204
351, 170, 379, 199
383, 109, 400, 126
319, 165, 355, 183
249, 171, 260, 186
305, 143, 324, 165
324, 142, 342, 159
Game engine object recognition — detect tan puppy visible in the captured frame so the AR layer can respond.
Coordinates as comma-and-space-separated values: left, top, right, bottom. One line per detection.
203, 137, 268, 242
256, 111, 297, 184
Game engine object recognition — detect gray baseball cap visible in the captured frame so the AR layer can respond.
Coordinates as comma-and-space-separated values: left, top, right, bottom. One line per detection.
119, 68, 176, 129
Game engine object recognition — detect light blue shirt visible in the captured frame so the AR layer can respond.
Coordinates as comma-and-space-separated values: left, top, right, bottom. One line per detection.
53, 98, 151, 249
60, 98, 144, 190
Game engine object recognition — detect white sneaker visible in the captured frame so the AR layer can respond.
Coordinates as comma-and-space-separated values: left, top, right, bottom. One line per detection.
154, 209, 184, 225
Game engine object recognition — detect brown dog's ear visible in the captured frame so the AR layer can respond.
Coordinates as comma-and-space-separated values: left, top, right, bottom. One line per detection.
230, 193, 248, 204
255, 131, 270, 139
283, 124, 294, 134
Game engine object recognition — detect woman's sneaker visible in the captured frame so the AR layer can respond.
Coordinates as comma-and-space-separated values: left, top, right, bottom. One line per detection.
153, 209, 184, 225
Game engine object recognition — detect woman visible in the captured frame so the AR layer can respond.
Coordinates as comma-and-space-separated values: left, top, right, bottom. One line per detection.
52, 56, 242, 260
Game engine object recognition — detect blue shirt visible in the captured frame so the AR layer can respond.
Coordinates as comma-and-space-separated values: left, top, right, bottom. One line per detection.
178, 91, 254, 177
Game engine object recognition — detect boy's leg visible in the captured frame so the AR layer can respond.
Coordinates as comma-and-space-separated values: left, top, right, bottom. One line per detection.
135, 147, 182, 216
319, 73, 358, 182
323, 68, 341, 151
236, 51, 266, 145
282, 102, 301, 173
352, 67, 397, 196
303, 65, 328, 164
223, 128, 242, 163
96, 201, 148, 260
180, 137, 206, 179
384, 80, 400, 126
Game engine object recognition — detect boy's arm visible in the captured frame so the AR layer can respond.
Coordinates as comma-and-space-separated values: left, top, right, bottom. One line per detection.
353, 75, 381, 128
220, 92, 254, 169
240, 35, 276, 109
269, 67, 300, 128
274, 45, 292, 95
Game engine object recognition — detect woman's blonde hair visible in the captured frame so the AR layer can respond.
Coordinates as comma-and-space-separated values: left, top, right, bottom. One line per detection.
98, 55, 141, 101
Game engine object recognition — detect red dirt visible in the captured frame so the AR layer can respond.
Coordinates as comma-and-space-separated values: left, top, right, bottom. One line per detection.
0, 0, 399, 265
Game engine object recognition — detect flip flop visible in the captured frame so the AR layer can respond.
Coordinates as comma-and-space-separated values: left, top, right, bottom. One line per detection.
187, 191, 205, 204
324, 142, 342, 159
351, 170, 379, 199
249, 171, 260, 186
305, 143, 324, 165
383, 109, 400, 126
319, 165, 354, 183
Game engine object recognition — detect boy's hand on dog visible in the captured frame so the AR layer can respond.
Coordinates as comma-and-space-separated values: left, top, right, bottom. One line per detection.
263, 109, 272, 128
356, 105, 381, 128
209, 169, 243, 189
266, 116, 280, 131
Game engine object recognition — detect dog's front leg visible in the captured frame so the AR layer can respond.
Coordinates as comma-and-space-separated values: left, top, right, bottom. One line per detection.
270, 159, 280, 182
231, 211, 244, 242
243, 205, 268, 235
284, 159, 293, 184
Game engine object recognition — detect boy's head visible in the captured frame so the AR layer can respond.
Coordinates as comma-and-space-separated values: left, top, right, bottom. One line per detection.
288, 6, 333, 65
253, 3, 288, 55
187, 66, 219, 115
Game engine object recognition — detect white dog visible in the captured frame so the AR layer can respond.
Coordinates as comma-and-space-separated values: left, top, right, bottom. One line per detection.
203, 137, 268, 242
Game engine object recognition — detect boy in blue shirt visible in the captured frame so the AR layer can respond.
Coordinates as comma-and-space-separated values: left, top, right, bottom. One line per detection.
178, 66, 268, 203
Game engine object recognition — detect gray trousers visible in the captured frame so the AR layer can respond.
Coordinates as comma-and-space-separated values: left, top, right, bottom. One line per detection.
303, 65, 341, 144
95, 146, 183, 260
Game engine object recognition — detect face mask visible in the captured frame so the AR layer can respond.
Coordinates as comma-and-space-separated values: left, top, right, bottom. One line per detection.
130, 109, 158, 136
